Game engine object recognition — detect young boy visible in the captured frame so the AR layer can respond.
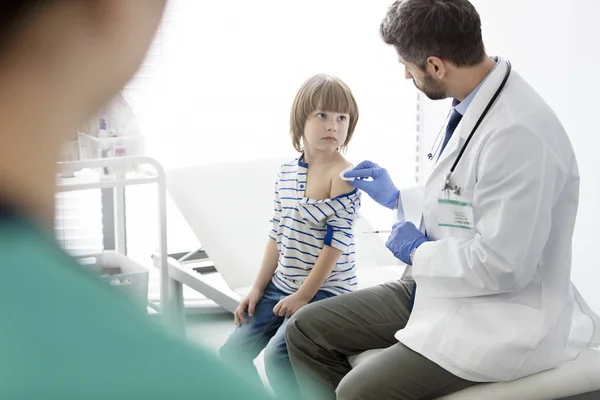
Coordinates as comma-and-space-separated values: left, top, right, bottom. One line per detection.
220, 74, 361, 399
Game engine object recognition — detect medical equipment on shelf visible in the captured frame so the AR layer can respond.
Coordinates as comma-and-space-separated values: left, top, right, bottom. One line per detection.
56, 156, 178, 325
77, 92, 143, 175
79, 251, 149, 308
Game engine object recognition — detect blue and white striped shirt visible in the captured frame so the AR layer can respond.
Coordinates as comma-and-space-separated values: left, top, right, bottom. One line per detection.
269, 157, 361, 296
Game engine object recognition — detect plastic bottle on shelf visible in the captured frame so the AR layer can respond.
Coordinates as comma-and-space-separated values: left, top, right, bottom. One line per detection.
98, 117, 108, 139
98, 118, 111, 176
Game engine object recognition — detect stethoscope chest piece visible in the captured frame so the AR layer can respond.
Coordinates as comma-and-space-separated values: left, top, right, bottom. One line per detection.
442, 172, 462, 196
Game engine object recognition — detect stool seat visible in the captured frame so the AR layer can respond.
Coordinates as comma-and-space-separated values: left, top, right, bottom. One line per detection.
348, 347, 600, 399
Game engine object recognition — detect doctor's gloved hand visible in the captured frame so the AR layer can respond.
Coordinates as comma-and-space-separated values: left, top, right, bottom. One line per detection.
343, 160, 400, 210
386, 221, 430, 265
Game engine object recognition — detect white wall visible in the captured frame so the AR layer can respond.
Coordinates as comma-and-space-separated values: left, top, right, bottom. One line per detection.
419, 0, 600, 310
131, 0, 418, 176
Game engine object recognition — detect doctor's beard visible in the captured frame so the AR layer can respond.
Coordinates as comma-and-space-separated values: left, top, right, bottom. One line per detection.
413, 74, 447, 101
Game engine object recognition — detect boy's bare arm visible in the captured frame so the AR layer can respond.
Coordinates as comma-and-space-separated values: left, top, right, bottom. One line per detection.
330, 162, 355, 198
252, 238, 280, 292
296, 245, 342, 300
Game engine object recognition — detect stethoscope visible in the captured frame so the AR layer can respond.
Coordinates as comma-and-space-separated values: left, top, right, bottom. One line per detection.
428, 60, 512, 197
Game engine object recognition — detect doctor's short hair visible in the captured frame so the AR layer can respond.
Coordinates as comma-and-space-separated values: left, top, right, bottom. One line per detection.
380, 0, 486, 69
289, 74, 359, 153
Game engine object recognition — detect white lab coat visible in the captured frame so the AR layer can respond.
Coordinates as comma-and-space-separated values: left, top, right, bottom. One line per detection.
395, 58, 600, 382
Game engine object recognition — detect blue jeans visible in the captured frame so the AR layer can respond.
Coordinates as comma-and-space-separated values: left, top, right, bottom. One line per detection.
219, 281, 335, 399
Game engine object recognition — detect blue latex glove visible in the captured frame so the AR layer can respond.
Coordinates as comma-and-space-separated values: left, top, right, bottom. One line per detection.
344, 160, 399, 210
385, 221, 429, 265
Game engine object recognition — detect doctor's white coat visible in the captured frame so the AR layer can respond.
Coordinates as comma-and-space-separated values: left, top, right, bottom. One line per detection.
396, 57, 600, 382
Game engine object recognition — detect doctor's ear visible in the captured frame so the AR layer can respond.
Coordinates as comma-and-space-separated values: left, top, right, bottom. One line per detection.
426, 57, 446, 79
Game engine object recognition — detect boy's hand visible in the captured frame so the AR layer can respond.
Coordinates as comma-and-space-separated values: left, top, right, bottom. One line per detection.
273, 293, 310, 318
234, 287, 264, 327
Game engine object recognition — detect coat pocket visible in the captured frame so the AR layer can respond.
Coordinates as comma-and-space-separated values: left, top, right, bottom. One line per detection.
436, 301, 543, 380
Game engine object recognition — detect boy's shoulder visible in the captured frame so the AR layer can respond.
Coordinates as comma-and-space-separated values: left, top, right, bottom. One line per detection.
329, 157, 355, 199
331, 156, 353, 173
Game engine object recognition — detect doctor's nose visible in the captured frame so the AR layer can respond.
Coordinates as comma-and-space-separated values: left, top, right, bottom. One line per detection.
405, 67, 413, 80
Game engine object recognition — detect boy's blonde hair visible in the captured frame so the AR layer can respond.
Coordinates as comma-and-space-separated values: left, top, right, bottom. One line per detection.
290, 74, 359, 153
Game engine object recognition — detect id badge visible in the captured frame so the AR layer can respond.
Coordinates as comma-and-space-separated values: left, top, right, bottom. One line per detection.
437, 199, 474, 230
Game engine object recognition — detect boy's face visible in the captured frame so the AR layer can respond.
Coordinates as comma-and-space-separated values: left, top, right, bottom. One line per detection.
303, 107, 350, 152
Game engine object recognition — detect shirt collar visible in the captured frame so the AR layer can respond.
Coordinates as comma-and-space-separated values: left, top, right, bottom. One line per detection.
297, 154, 308, 169
453, 57, 499, 116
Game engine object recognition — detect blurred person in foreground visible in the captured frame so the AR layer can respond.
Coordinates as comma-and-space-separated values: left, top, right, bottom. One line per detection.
0, 1, 290, 398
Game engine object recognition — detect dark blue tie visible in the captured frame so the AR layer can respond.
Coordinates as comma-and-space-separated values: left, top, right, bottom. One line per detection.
408, 107, 463, 312
438, 109, 463, 159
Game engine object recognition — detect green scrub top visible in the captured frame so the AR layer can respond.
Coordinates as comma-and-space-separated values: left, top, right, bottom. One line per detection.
0, 206, 271, 399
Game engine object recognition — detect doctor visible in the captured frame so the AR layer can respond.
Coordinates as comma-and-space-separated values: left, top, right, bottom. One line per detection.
285, 0, 600, 399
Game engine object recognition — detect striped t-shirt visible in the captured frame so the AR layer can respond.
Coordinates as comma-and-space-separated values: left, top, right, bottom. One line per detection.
268, 157, 361, 296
